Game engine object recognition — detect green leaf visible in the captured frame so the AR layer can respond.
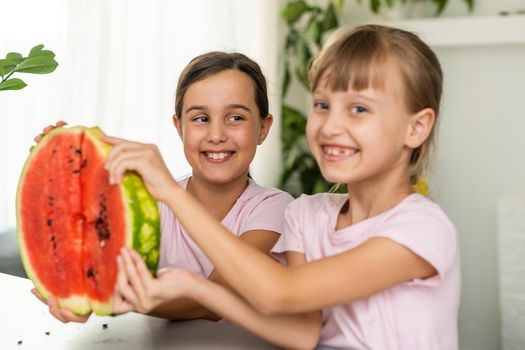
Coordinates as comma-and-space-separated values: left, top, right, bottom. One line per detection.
435, 0, 449, 15
385, 0, 395, 8
281, 104, 307, 150
28, 44, 55, 58
0, 59, 17, 76
370, 0, 381, 13
16, 55, 58, 74
6, 52, 24, 64
321, 2, 338, 32
285, 31, 298, 51
0, 78, 27, 91
282, 64, 291, 98
464, 0, 474, 12
335, 0, 346, 16
294, 37, 311, 90
282, 0, 310, 24
305, 17, 322, 45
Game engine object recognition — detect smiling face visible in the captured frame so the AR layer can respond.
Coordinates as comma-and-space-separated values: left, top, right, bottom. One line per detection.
306, 61, 416, 191
174, 69, 271, 186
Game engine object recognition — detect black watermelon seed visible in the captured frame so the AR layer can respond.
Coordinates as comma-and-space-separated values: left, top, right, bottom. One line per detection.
75, 149, 82, 155
18, 340, 23, 345
86, 268, 95, 278
45, 331, 50, 335
81, 159, 88, 168
47, 219, 52, 226
102, 323, 108, 329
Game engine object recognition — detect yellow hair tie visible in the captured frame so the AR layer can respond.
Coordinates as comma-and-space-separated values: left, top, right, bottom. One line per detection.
412, 177, 429, 196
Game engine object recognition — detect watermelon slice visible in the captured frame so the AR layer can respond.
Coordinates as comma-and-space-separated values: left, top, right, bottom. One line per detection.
16, 125, 160, 316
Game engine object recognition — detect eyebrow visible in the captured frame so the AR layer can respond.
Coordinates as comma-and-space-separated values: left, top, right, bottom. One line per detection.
185, 104, 251, 114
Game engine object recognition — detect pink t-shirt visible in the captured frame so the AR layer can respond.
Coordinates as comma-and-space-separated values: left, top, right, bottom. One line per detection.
158, 177, 293, 278
272, 193, 460, 350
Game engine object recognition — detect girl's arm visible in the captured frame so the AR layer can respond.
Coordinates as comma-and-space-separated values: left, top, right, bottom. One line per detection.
160, 183, 437, 314
117, 248, 321, 350
147, 229, 279, 321
104, 136, 437, 314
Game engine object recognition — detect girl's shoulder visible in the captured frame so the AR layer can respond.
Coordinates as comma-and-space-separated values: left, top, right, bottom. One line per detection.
393, 193, 453, 225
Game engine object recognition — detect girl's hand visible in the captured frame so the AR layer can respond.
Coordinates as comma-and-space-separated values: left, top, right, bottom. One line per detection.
30, 121, 67, 151
31, 288, 91, 323
115, 247, 193, 314
102, 135, 177, 202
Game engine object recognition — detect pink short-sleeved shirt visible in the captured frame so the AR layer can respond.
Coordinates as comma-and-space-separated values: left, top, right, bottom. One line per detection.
272, 193, 461, 350
158, 177, 293, 278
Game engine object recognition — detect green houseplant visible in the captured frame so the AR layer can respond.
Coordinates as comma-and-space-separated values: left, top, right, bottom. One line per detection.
279, 0, 474, 197
365, 0, 474, 16
0, 44, 58, 91
280, 0, 347, 197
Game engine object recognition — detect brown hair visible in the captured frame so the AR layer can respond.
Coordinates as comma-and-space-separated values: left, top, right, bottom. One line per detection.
175, 51, 269, 120
309, 24, 443, 184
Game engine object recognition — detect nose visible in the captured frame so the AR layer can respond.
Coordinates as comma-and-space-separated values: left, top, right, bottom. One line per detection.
207, 119, 227, 143
320, 109, 345, 137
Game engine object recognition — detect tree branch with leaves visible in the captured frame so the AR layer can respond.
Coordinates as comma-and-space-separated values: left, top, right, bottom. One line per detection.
0, 44, 58, 91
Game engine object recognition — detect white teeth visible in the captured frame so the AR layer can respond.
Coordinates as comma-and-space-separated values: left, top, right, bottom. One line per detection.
206, 152, 230, 160
323, 146, 355, 156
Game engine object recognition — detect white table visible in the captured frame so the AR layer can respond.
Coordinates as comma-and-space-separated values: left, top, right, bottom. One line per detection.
0, 273, 281, 350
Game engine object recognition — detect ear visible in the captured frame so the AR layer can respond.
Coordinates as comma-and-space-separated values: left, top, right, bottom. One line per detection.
173, 114, 184, 140
405, 108, 435, 149
257, 114, 273, 145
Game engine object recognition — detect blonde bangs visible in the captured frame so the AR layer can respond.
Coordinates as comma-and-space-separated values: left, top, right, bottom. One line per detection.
309, 27, 389, 93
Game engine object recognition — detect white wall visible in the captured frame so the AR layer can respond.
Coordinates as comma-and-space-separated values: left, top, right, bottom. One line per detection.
435, 40, 525, 350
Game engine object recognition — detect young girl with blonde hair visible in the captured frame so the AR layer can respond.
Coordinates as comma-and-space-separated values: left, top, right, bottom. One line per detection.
112, 25, 460, 349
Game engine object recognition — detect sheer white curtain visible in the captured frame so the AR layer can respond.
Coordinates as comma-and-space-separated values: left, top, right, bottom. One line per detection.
0, 0, 283, 233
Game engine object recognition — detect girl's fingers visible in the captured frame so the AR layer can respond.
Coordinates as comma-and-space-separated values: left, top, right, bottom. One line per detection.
100, 134, 126, 145
58, 308, 90, 323
104, 140, 146, 173
43, 125, 54, 134
128, 249, 155, 289
116, 255, 139, 306
55, 120, 67, 127
120, 248, 147, 302
31, 288, 46, 304
47, 296, 68, 323
112, 291, 134, 314
107, 150, 146, 185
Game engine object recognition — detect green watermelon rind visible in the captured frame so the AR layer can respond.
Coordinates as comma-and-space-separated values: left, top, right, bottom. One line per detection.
17, 125, 160, 317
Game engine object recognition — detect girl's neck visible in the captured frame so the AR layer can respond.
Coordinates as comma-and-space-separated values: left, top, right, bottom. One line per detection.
186, 173, 249, 221
337, 176, 413, 230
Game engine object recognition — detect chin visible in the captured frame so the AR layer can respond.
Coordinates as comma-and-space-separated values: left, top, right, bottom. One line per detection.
318, 169, 348, 186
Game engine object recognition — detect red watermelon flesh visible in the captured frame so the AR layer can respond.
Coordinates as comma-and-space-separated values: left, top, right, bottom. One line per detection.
17, 126, 160, 316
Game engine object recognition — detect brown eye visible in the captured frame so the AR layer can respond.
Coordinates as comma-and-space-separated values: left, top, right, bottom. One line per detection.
193, 115, 209, 123
228, 115, 244, 122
